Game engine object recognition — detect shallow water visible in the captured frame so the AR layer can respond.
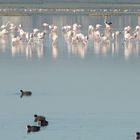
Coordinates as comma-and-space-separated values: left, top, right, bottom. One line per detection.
0, 13, 140, 140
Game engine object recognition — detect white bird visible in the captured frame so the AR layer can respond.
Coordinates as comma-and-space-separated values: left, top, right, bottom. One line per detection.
124, 26, 133, 41
104, 16, 112, 30
50, 29, 58, 46
134, 25, 140, 40
88, 25, 94, 37
11, 36, 21, 47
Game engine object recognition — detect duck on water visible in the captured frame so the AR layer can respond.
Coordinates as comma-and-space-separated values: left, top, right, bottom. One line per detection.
20, 90, 32, 98
136, 132, 140, 140
38, 119, 48, 127
27, 125, 40, 133
34, 114, 46, 122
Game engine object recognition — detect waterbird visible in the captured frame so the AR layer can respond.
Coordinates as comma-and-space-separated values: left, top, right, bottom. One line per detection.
20, 90, 32, 98
136, 132, 140, 140
38, 119, 48, 127
34, 114, 46, 122
104, 16, 112, 26
27, 125, 40, 133
11, 35, 21, 47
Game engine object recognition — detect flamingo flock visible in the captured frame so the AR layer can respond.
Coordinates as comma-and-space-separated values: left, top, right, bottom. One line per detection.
0, 17, 140, 59
62, 17, 140, 59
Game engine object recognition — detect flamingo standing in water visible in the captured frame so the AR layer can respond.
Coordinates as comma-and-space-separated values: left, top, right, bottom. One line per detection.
124, 26, 133, 41
49, 25, 58, 46
104, 16, 112, 39
134, 25, 140, 40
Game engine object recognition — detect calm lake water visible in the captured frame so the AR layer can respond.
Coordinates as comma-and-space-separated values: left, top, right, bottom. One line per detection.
0, 12, 140, 140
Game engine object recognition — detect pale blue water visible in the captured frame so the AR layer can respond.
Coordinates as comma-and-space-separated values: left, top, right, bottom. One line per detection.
0, 13, 140, 140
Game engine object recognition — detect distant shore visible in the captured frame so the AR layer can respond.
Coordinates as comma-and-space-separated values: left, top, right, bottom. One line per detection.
0, 2, 139, 16
0, 2, 139, 9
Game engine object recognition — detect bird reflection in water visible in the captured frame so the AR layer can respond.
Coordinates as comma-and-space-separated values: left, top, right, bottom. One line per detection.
0, 34, 9, 53
124, 40, 140, 60
49, 24, 59, 58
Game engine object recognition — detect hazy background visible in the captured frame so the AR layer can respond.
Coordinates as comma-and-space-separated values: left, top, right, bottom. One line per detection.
0, 0, 140, 3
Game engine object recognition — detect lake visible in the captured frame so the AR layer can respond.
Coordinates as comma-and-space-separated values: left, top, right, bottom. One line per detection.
0, 12, 140, 140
